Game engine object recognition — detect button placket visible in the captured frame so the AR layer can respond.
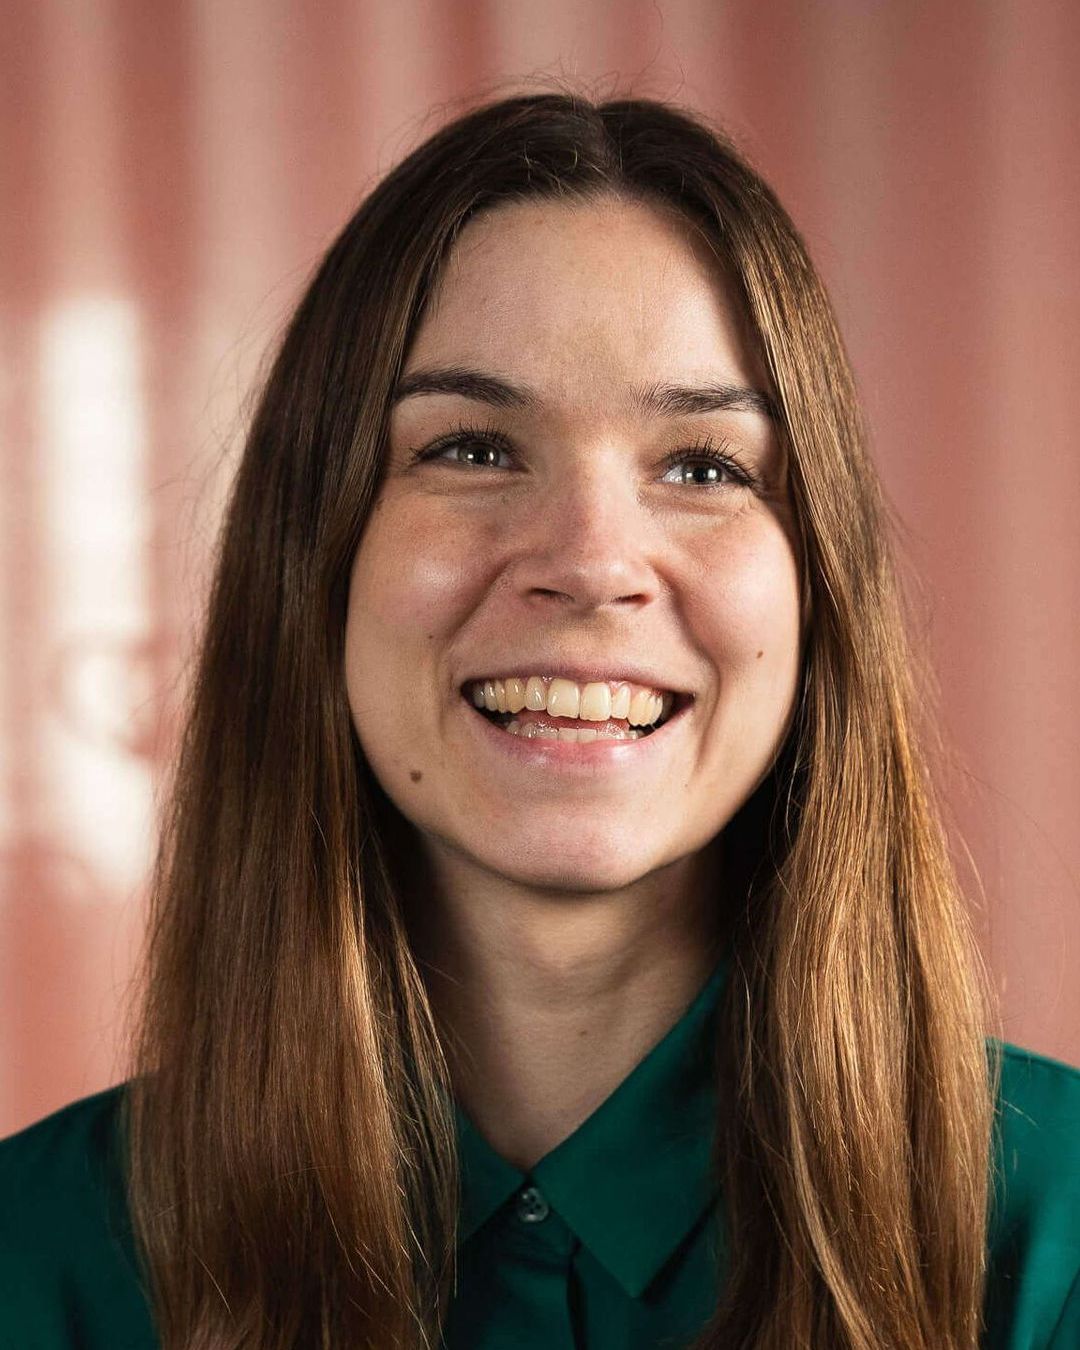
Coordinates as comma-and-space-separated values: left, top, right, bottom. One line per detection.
514, 1184, 551, 1224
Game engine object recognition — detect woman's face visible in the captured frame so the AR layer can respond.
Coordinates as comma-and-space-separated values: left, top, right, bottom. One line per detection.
345, 196, 802, 893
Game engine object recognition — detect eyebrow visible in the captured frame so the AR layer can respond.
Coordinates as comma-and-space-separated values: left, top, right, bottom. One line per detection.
392, 365, 779, 421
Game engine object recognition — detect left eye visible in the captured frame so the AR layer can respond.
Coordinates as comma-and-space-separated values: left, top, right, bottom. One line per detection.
661, 454, 740, 487
658, 443, 756, 490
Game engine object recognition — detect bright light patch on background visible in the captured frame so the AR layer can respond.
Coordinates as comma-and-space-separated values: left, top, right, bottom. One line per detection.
38, 297, 155, 902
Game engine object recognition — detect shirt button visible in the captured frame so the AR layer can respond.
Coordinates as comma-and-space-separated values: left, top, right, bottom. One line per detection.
514, 1185, 550, 1224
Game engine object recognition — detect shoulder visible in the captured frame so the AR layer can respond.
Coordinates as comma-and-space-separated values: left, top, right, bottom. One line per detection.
993, 1040, 1080, 1168
0, 1084, 123, 1197
992, 1040, 1080, 1230
984, 1039, 1080, 1349
0, 1085, 158, 1349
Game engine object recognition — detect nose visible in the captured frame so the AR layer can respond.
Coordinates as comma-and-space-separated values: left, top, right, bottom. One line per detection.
507, 458, 660, 614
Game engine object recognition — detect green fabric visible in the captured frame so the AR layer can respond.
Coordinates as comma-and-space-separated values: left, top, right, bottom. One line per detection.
1, 955, 1078, 1349
446, 957, 728, 1348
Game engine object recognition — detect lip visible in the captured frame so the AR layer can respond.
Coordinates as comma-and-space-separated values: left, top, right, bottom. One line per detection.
459, 688, 692, 773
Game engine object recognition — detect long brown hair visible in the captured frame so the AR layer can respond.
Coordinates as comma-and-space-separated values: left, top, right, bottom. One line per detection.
124, 92, 1002, 1349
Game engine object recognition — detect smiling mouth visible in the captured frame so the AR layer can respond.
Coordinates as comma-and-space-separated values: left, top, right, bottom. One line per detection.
462, 675, 689, 741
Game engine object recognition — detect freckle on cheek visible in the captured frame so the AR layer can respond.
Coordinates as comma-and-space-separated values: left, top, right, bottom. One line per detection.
757, 650, 764, 659
410, 770, 423, 783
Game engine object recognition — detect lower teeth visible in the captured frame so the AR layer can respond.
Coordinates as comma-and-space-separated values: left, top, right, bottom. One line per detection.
503, 721, 645, 742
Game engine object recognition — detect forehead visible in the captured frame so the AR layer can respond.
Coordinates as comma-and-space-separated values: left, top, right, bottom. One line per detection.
407, 195, 768, 408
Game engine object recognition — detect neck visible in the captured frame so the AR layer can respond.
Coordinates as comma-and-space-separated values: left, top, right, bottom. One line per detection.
401, 832, 727, 1171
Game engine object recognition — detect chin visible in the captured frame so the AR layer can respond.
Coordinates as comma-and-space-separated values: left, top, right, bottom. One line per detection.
466, 834, 671, 896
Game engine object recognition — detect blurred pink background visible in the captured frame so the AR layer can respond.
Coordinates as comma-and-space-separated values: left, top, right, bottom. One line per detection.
2, 0, 1078, 1135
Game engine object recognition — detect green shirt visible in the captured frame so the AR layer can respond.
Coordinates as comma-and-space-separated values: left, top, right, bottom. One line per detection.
2, 956, 1078, 1349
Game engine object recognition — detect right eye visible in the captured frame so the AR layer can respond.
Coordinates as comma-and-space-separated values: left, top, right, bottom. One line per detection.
411, 425, 516, 470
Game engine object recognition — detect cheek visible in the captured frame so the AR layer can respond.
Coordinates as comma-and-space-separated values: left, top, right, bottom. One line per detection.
343, 497, 493, 733
688, 518, 802, 691
348, 504, 483, 650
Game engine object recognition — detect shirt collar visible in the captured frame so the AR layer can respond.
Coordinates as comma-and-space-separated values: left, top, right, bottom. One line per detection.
454, 950, 730, 1298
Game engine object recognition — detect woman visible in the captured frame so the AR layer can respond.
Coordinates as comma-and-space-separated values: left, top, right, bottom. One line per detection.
1, 93, 1078, 1350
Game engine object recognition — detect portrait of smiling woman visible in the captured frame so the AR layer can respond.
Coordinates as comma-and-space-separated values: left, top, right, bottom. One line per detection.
2, 93, 1078, 1350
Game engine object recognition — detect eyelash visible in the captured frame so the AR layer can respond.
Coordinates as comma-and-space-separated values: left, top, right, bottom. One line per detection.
408, 420, 759, 491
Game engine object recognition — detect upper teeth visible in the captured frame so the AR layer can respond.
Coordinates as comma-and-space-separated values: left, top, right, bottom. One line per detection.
469, 676, 672, 727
